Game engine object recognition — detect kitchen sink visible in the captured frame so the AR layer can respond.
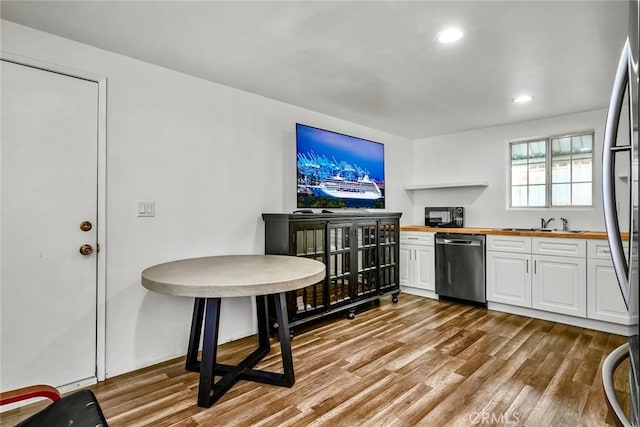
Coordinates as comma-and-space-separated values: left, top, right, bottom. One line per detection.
499, 227, 548, 232
499, 227, 586, 233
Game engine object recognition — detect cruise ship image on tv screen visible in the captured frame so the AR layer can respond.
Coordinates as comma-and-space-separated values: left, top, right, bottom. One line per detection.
296, 123, 385, 209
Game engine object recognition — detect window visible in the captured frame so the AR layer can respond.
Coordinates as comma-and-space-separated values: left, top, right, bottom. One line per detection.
510, 132, 593, 208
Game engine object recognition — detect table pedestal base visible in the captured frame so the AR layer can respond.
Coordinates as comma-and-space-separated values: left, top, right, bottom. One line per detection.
185, 293, 294, 408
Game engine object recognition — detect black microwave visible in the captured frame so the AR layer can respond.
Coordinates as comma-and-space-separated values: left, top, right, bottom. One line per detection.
425, 207, 464, 228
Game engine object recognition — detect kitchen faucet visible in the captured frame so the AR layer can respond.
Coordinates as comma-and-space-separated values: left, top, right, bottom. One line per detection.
541, 217, 554, 228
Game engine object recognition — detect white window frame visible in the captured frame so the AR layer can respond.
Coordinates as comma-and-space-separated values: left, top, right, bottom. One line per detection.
508, 131, 594, 209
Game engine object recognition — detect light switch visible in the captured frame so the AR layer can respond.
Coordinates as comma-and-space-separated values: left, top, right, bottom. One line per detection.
137, 200, 155, 217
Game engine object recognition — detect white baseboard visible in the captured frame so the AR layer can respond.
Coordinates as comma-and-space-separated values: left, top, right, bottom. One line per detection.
400, 286, 438, 300
487, 302, 632, 336
399, 291, 632, 336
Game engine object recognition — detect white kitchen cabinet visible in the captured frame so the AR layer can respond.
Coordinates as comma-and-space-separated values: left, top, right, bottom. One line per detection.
486, 251, 531, 308
485, 235, 632, 334
587, 239, 619, 259
400, 232, 435, 294
531, 254, 586, 317
486, 235, 531, 253
586, 240, 631, 324
486, 235, 532, 308
532, 237, 586, 258
528, 238, 587, 318
487, 235, 586, 317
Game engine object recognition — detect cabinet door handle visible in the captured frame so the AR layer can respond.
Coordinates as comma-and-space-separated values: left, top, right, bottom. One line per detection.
534, 260, 537, 274
526, 259, 529, 273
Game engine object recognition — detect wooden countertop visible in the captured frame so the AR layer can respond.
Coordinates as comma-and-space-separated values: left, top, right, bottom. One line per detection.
400, 225, 622, 240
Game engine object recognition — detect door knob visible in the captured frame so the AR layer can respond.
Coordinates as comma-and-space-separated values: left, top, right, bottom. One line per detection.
80, 221, 92, 232
79, 244, 93, 256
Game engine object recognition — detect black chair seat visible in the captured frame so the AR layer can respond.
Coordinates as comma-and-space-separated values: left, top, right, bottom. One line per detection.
16, 389, 107, 427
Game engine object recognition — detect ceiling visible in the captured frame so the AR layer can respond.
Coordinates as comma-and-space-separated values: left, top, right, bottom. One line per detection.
0, 1, 629, 139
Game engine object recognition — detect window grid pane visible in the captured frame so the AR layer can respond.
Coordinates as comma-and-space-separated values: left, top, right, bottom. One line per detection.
572, 182, 592, 205
529, 185, 546, 206
552, 183, 571, 206
571, 158, 592, 183
512, 185, 528, 207
512, 164, 528, 186
552, 160, 570, 183
529, 162, 546, 185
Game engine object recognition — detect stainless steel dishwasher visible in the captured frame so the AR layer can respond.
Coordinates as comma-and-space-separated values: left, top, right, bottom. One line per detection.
435, 233, 486, 304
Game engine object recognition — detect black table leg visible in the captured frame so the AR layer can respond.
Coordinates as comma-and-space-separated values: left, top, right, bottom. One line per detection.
198, 297, 221, 407
187, 293, 297, 408
256, 294, 270, 349
186, 298, 205, 372
274, 292, 294, 386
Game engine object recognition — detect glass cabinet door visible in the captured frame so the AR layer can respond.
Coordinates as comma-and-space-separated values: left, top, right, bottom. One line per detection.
354, 221, 379, 298
290, 223, 326, 316
378, 219, 398, 293
327, 222, 352, 307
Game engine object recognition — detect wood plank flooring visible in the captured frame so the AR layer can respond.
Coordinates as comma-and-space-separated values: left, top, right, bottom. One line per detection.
1, 294, 631, 426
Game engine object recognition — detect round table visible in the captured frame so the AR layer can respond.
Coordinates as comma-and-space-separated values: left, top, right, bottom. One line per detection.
141, 255, 325, 408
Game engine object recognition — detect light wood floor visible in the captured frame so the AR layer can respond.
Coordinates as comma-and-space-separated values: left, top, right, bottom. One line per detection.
2, 294, 631, 426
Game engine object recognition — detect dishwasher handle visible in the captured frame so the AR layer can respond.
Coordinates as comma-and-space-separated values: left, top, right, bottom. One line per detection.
436, 238, 482, 247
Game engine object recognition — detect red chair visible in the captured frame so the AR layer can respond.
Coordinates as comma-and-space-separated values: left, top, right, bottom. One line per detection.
0, 385, 108, 426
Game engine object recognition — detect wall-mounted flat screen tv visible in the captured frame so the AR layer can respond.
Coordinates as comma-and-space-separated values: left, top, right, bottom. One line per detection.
296, 123, 385, 209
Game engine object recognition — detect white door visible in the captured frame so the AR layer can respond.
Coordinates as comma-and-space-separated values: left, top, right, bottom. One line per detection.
414, 245, 435, 291
486, 251, 532, 308
1, 60, 99, 390
532, 255, 586, 317
399, 245, 412, 288
587, 258, 632, 324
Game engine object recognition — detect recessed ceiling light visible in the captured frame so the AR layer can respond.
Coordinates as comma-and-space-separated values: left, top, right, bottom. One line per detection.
437, 28, 463, 44
512, 95, 534, 103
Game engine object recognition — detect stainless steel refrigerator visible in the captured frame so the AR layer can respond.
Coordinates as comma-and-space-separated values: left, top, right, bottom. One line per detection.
602, 1, 640, 425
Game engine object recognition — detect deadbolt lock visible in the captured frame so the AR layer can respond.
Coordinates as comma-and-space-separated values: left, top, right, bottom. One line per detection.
80, 221, 93, 232
79, 244, 94, 256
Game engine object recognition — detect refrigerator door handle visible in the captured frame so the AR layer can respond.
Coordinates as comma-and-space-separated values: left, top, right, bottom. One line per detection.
601, 342, 632, 427
602, 39, 631, 309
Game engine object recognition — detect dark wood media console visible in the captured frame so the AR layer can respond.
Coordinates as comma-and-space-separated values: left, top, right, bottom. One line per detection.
262, 212, 402, 333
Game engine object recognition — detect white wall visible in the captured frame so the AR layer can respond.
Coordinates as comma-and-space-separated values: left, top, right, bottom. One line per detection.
1, 20, 413, 378
410, 109, 629, 232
